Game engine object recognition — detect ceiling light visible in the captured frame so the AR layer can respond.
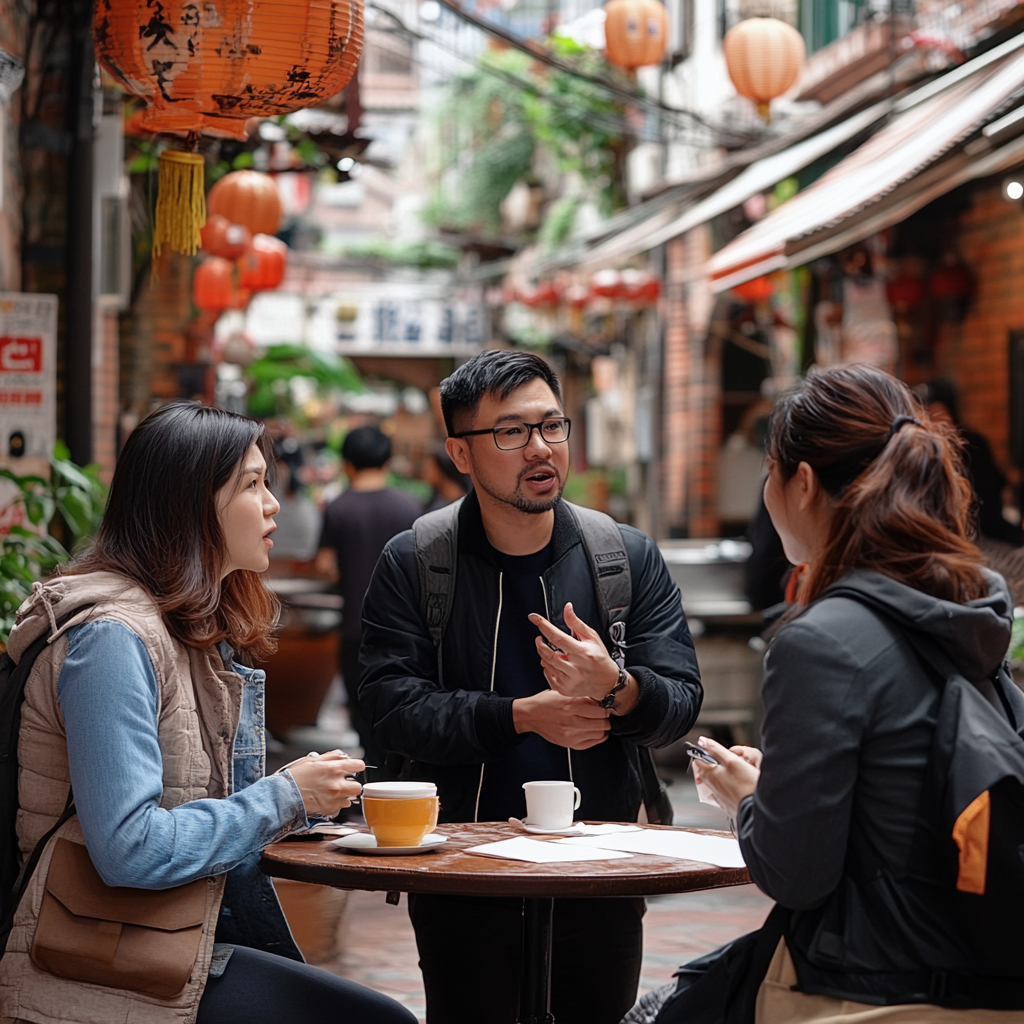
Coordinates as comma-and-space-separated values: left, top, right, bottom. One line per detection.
1006, 179, 1024, 202
337, 157, 355, 172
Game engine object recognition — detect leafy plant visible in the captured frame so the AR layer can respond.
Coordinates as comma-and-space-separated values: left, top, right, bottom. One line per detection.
0, 444, 108, 645
342, 237, 460, 269
245, 344, 363, 421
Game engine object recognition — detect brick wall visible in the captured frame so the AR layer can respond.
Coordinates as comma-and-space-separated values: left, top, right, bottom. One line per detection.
934, 182, 1024, 470
0, 5, 27, 293
662, 227, 721, 538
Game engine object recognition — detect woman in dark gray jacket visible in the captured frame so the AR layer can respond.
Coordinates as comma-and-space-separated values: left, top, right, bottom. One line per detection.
651, 365, 1024, 1024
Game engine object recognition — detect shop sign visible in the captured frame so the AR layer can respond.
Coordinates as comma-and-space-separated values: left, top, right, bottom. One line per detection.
0, 293, 57, 462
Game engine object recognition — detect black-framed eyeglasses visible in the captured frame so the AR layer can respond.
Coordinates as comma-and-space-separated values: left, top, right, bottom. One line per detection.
451, 417, 572, 451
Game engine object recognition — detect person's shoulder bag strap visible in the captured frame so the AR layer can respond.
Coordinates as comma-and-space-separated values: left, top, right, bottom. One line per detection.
412, 497, 464, 677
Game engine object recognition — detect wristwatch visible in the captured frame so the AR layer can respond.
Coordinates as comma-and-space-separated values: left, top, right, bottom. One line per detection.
598, 667, 629, 709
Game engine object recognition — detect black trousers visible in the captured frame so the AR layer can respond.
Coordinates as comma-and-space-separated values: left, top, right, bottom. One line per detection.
407, 893, 646, 1024
196, 944, 418, 1024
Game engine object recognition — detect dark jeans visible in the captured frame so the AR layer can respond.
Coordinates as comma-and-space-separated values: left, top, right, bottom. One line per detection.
341, 634, 384, 780
407, 893, 646, 1024
196, 944, 417, 1024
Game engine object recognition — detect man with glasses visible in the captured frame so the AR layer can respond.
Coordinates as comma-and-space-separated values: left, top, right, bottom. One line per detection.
359, 350, 702, 1024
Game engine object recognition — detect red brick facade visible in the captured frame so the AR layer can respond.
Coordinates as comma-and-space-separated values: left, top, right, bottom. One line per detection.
933, 182, 1024, 470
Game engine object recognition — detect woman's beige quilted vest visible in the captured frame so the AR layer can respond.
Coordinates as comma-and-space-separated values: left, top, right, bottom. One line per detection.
0, 572, 244, 1024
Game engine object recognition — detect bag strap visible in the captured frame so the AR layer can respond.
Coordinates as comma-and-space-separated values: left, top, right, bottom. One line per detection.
413, 498, 463, 651
0, 788, 75, 955
564, 502, 632, 664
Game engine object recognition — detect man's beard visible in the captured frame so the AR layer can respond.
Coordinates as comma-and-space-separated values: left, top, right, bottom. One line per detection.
475, 467, 565, 515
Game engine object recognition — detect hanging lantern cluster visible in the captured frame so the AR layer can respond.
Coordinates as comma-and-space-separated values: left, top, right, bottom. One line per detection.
732, 275, 774, 304
603, 0, 668, 69
193, 171, 287, 315
723, 17, 805, 121
95, 0, 363, 258
512, 270, 661, 311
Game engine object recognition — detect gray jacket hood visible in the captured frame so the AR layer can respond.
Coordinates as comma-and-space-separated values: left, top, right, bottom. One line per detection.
819, 567, 1013, 683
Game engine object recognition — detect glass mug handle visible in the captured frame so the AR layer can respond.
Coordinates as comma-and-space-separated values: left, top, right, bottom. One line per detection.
572, 787, 582, 811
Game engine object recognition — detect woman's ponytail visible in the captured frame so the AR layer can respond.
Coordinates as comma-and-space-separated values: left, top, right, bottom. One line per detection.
767, 365, 987, 605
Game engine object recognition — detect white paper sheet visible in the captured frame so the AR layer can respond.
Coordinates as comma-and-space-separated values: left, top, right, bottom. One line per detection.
465, 837, 635, 864
555, 829, 746, 868
573, 824, 642, 835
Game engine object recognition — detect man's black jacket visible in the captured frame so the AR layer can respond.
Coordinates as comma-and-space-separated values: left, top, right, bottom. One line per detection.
358, 493, 703, 823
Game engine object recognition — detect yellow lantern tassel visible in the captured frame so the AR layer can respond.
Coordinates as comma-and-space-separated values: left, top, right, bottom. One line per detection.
152, 150, 207, 260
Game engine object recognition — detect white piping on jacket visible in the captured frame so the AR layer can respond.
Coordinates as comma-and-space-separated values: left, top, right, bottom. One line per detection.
473, 571, 503, 822
540, 575, 574, 785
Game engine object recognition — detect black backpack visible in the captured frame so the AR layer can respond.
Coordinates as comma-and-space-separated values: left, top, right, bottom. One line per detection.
412, 497, 674, 825
0, 617, 78, 947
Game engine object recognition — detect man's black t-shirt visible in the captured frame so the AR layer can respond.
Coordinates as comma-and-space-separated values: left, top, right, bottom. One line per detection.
475, 541, 572, 822
318, 488, 423, 638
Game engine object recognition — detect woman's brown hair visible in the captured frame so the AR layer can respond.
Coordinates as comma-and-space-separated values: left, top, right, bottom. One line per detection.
67, 401, 279, 661
766, 364, 987, 605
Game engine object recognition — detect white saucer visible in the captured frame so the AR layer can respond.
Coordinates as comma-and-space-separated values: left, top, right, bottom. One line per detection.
328, 832, 449, 856
521, 822, 583, 836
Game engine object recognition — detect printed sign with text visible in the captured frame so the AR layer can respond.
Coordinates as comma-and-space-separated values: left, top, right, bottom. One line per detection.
0, 293, 57, 462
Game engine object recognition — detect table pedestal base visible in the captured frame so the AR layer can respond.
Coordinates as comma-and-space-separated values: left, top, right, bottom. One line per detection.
517, 897, 555, 1024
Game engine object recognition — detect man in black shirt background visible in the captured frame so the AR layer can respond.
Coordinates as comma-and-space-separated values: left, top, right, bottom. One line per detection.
316, 426, 422, 777
359, 351, 702, 1024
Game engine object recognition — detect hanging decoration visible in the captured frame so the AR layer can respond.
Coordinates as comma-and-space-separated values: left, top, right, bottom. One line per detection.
930, 258, 974, 322
200, 215, 253, 261
885, 273, 925, 311
621, 269, 660, 305
733, 275, 774, 303
194, 257, 248, 313
94, 0, 364, 142
152, 150, 206, 258
208, 171, 283, 237
590, 269, 626, 299
239, 235, 288, 292
604, 0, 668, 69
723, 17, 805, 121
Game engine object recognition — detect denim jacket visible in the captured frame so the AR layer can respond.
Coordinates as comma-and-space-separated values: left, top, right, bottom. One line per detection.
58, 620, 306, 961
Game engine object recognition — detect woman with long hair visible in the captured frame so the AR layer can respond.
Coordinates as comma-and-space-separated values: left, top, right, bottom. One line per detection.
0, 402, 416, 1024
636, 364, 1024, 1024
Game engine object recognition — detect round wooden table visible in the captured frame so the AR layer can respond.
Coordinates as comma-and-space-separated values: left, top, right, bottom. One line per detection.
262, 822, 749, 1024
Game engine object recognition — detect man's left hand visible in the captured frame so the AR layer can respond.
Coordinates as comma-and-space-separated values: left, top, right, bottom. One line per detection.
529, 603, 638, 714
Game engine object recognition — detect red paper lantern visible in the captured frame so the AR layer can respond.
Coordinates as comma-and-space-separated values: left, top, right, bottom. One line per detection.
929, 263, 973, 299
591, 269, 625, 299
194, 257, 247, 312
533, 282, 561, 308
886, 274, 925, 310
621, 269, 661, 305
239, 234, 288, 292
732, 276, 774, 303
208, 171, 283, 238
95, 0, 363, 141
724, 17, 805, 120
604, 0, 668, 69
564, 284, 591, 310
200, 215, 253, 261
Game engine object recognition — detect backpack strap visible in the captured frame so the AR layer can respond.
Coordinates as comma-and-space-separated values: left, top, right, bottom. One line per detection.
412, 498, 463, 649
564, 502, 631, 664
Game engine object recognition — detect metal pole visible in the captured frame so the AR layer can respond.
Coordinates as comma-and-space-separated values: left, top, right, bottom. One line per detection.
517, 897, 555, 1024
64, 16, 94, 466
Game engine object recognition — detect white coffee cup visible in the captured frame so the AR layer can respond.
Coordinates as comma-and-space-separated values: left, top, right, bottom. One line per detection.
522, 780, 582, 830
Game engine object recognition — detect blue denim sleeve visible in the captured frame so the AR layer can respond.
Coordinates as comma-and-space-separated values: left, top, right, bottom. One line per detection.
57, 620, 309, 889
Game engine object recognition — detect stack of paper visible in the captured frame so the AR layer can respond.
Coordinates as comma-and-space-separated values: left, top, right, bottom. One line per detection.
465, 837, 635, 864
555, 830, 745, 869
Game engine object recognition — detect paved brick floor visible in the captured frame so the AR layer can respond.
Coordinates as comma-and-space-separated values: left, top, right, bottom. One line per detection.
312, 767, 772, 1022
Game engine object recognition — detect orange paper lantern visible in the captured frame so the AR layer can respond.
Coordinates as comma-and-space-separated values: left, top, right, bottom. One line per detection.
208, 171, 283, 237
724, 17, 805, 120
94, 0, 364, 141
194, 257, 248, 312
200, 214, 253, 260
239, 234, 288, 292
604, 0, 668, 69
733, 275, 774, 303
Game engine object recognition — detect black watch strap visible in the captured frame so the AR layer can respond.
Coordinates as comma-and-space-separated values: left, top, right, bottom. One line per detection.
598, 667, 629, 709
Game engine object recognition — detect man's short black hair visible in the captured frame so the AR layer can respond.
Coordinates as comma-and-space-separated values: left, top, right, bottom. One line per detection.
342, 425, 391, 470
439, 350, 562, 436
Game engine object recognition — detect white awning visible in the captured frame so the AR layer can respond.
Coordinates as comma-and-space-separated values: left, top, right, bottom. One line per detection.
707, 35, 1024, 290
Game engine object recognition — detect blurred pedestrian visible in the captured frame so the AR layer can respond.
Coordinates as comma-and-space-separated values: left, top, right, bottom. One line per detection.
268, 452, 320, 564
421, 441, 471, 512
1, 402, 415, 1024
315, 426, 421, 776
